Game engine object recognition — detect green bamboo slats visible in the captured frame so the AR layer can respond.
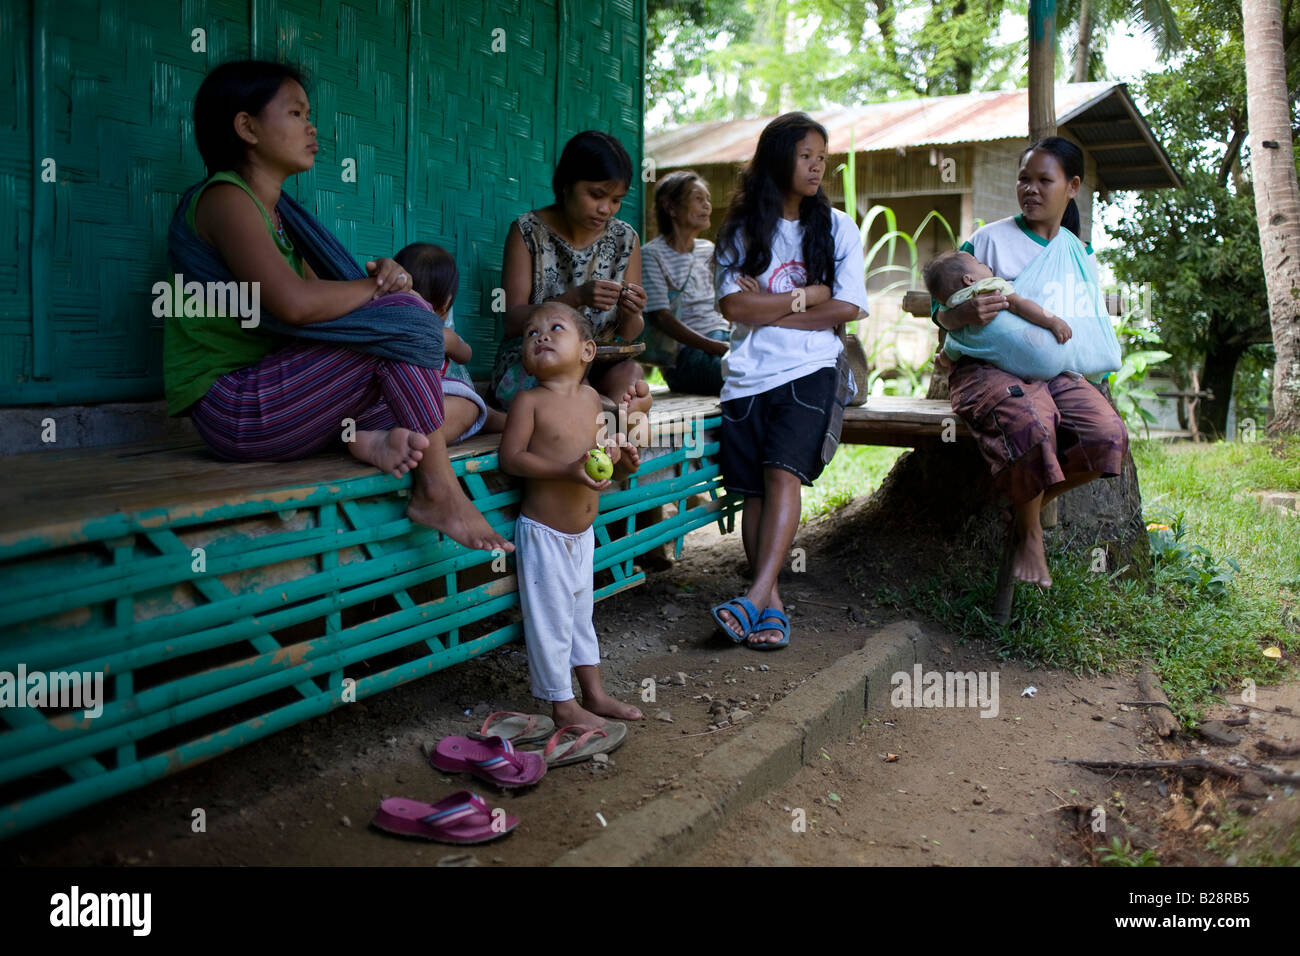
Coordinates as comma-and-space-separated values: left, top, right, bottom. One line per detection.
0, 398, 739, 837
3, 0, 644, 404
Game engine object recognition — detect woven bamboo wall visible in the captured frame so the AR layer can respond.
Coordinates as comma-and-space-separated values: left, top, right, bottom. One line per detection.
1, 0, 645, 405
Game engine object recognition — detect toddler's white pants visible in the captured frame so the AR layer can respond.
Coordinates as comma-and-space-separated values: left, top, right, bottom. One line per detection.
515, 514, 600, 701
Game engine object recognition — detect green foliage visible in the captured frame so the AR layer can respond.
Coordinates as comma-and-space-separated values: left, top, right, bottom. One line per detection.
801, 445, 905, 521
1099, 0, 1299, 432
906, 439, 1300, 724
1058, 0, 1184, 77
1146, 511, 1241, 599
828, 174, 948, 396
645, 0, 1025, 126
855, 202, 957, 397
1231, 344, 1276, 427
1097, 836, 1160, 867
645, 0, 757, 120
1106, 316, 1172, 435
1202, 804, 1300, 866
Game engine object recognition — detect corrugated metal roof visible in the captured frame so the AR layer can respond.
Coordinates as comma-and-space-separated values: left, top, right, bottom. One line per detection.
647, 83, 1181, 190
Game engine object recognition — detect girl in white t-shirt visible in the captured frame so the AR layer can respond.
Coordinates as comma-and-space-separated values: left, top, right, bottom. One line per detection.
710, 112, 869, 650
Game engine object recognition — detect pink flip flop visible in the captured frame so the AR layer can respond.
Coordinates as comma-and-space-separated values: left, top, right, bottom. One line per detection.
430, 734, 547, 788
542, 722, 628, 767
371, 792, 517, 844
478, 711, 556, 745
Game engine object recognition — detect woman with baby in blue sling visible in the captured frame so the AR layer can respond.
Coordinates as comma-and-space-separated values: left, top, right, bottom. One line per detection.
930, 137, 1128, 590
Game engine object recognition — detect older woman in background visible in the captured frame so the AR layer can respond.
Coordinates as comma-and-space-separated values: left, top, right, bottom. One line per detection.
639, 170, 730, 394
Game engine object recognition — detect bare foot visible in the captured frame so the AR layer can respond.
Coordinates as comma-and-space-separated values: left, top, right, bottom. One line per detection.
1012, 527, 1052, 587
553, 698, 607, 730
717, 606, 748, 640
747, 598, 787, 646
620, 380, 652, 418
349, 428, 428, 478
408, 478, 513, 552
583, 689, 642, 721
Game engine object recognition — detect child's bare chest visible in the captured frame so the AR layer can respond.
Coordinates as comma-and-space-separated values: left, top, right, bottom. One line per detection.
529, 396, 597, 459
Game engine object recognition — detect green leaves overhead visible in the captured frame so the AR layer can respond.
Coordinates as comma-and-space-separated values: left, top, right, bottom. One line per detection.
646, 0, 1023, 125
1100, 0, 1298, 435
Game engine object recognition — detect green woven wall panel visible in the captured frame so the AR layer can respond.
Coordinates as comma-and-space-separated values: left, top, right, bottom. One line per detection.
2, 0, 644, 405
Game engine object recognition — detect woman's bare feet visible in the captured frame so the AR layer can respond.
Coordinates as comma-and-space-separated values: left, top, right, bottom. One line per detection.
349, 428, 428, 478
408, 481, 512, 552
583, 689, 642, 721
1012, 526, 1052, 587
406, 430, 513, 552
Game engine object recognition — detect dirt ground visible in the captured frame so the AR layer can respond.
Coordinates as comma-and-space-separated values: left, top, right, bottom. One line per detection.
6, 497, 1298, 867
686, 657, 1300, 867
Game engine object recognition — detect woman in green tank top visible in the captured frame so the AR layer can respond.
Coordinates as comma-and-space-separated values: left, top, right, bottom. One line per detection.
167, 60, 510, 554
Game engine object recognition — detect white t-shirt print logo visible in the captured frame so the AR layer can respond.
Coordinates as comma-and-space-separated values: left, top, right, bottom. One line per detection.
768, 260, 807, 294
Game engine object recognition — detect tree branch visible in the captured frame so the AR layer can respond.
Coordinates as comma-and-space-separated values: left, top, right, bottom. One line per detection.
1051, 756, 1300, 787
1217, 124, 1246, 189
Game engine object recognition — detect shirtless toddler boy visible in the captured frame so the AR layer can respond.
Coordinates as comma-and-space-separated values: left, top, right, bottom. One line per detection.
499, 303, 645, 730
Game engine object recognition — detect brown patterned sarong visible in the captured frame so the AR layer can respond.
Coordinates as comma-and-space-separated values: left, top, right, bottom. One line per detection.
948, 359, 1128, 505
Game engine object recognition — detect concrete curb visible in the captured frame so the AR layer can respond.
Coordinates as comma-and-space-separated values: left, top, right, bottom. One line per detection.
552, 619, 934, 866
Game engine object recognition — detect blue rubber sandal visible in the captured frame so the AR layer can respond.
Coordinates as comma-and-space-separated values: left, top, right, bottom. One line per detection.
746, 608, 789, 650
711, 596, 759, 644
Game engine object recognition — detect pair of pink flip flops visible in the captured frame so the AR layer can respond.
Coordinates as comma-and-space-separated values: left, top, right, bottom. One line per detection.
428, 712, 554, 788
429, 711, 628, 779
372, 713, 549, 845
371, 712, 628, 845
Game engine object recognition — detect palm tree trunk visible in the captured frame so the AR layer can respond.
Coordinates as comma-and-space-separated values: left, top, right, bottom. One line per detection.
1073, 0, 1093, 82
1243, 0, 1300, 435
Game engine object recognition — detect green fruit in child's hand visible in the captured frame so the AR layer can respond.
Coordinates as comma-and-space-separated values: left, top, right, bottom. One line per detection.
585, 447, 613, 481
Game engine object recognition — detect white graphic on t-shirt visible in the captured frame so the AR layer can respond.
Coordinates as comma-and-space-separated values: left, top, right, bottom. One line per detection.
768, 260, 807, 294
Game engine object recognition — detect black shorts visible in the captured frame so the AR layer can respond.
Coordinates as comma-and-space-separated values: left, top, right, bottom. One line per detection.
719, 366, 837, 497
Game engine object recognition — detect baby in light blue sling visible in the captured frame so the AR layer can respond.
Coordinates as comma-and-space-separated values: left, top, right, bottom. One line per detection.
925, 231, 1122, 384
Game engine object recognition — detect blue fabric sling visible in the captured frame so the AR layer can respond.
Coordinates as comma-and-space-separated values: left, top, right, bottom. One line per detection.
168, 181, 444, 368
943, 228, 1121, 383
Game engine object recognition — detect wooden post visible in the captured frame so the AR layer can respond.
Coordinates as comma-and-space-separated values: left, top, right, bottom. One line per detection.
1028, 0, 1058, 141
1028, 0, 1057, 515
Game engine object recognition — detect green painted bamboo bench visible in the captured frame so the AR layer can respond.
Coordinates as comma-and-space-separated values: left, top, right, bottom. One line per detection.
0, 394, 739, 838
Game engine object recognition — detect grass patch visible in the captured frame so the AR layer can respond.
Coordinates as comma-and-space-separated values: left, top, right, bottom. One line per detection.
801, 445, 905, 521
1204, 805, 1300, 866
909, 437, 1300, 723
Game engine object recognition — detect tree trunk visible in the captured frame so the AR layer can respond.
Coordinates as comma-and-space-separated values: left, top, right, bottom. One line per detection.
1243, 0, 1300, 435
1197, 343, 1245, 438
953, 0, 974, 93
863, 423, 1149, 600
1073, 0, 1093, 83
873, 0, 899, 66
1029, 0, 1058, 140
763, 0, 789, 115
